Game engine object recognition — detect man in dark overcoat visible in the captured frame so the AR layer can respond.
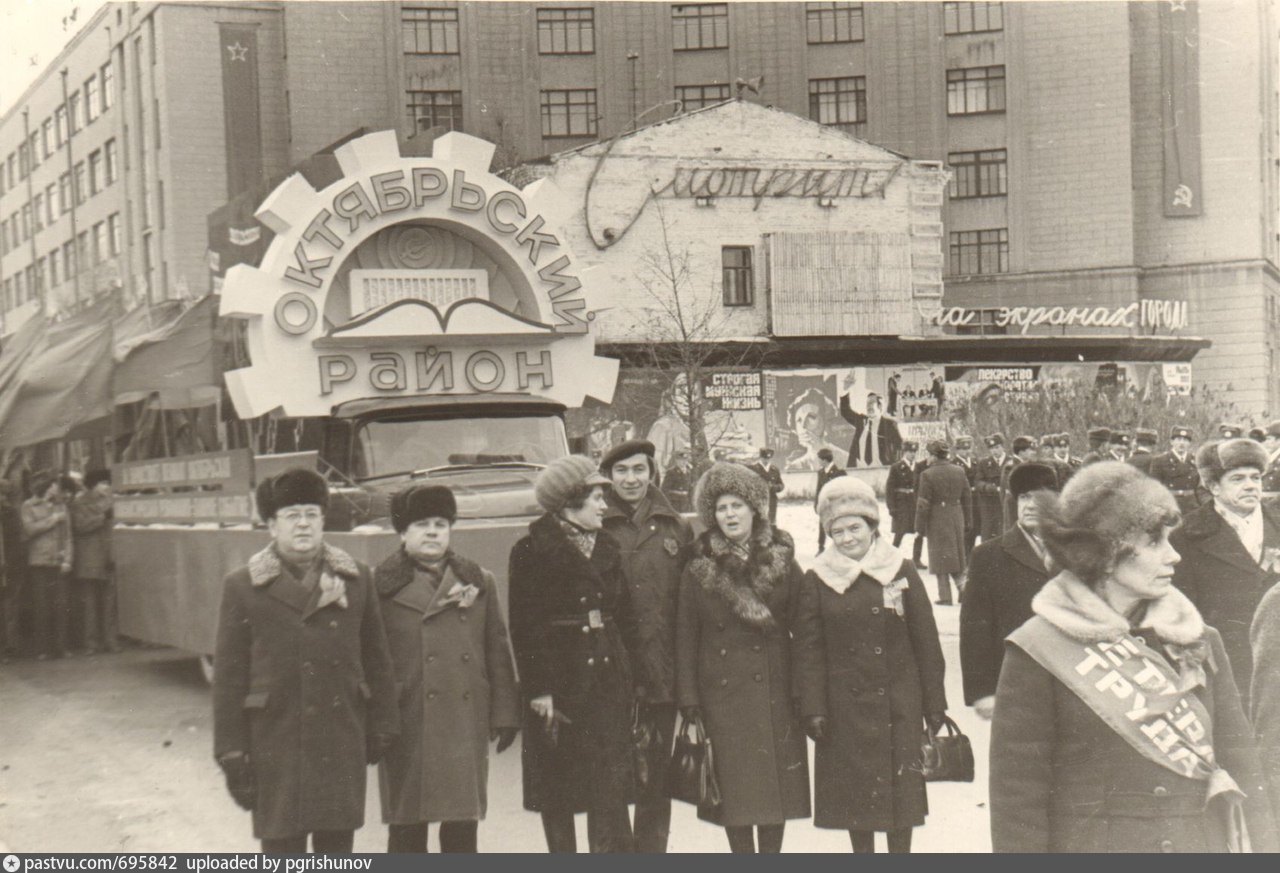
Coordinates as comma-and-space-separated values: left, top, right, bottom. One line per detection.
747, 447, 784, 524
999, 436, 1038, 530
213, 468, 399, 853
1171, 439, 1280, 710
375, 484, 519, 853
1128, 428, 1158, 475
953, 436, 978, 558
813, 447, 845, 554
660, 449, 693, 513
914, 440, 972, 606
885, 440, 920, 557
1079, 426, 1110, 466
959, 462, 1057, 719
1150, 426, 1202, 515
600, 439, 692, 852
973, 434, 1012, 543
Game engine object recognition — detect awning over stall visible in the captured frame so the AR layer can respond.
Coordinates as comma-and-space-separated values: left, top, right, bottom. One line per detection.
114, 295, 221, 409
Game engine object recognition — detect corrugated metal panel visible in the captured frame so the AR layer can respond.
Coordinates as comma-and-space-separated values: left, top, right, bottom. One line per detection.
768, 231, 915, 336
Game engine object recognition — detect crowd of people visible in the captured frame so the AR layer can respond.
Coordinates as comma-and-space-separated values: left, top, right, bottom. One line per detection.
0, 468, 117, 662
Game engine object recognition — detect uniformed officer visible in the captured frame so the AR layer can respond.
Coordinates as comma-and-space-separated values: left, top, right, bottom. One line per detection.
1219, 423, 1245, 440
885, 440, 922, 562
1081, 427, 1111, 465
1150, 426, 1201, 515
1250, 426, 1267, 444
1105, 429, 1131, 462
1128, 428, 1158, 475
747, 447, 785, 524
974, 434, 1013, 542
1051, 433, 1082, 482
1036, 434, 1057, 465
953, 435, 978, 556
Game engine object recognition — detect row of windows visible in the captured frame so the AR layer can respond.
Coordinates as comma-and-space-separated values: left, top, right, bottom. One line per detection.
401, 3, 1000, 56
0, 61, 116, 198
1, 213, 123, 311
0, 141, 119, 255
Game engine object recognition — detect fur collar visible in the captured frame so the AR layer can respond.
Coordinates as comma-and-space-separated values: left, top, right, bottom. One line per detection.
812, 535, 903, 594
685, 527, 794, 629
528, 511, 620, 572
374, 547, 484, 598
248, 542, 360, 587
1032, 570, 1205, 646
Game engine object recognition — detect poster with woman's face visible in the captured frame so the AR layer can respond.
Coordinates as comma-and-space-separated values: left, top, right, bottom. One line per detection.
769, 370, 859, 472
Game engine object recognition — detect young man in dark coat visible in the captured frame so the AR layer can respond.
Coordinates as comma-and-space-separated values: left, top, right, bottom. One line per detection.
374, 484, 519, 853
213, 469, 400, 853
915, 441, 972, 606
1150, 426, 1201, 515
747, 447, 785, 523
959, 462, 1057, 719
973, 434, 1012, 543
600, 439, 692, 853
813, 447, 845, 554
1171, 438, 1280, 710
885, 441, 925, 569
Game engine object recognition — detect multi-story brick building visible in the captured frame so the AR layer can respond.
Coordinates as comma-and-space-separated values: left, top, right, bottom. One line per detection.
1, 1, 1275, 417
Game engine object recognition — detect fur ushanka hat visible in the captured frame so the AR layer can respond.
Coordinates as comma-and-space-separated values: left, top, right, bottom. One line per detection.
390, 484, 457, 532
1196, 438, 1268, 486
694, 462, 770, 530
1032, 461, 1179, 586
256, 468, 329, 520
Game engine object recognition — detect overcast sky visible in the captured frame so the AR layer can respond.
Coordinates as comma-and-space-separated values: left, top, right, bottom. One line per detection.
2, 0, 108, 117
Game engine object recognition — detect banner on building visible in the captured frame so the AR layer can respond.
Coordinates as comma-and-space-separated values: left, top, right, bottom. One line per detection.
1160, 0, 1202, 216
219, 23, 264, 198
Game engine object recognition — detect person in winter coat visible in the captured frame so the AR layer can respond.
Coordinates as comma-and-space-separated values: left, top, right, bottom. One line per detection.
212, 468, 400, 853
21, 472, 71, 660
508, 456, 638, 853
990, 462, 1277, 853
70, 469, 118, 654
375, 484, 519, 853
914, 441, 972, 606
675, 462, 810, 853
793, 477, 947, 853
959, 462, 1058, 718
813, 447, 845, 554
1251, 583, 1280, 829
884, 441, 919, 551
1171, 438, 1280, 712
600, 438, 693, 852
747, 448, 785, 524
973, 434, 1013, 542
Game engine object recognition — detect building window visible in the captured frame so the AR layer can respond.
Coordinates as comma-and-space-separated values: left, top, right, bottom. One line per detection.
20, 204, 31, 240
540, 89, 597, 137
104, 139, 119, 185
13, 271, 24, 305
33, 194, 44, 232
77, 231, 89, 273
406, 90, 464, 132
537, 7, 594, 54
101, 61, 115, 111
951, 308, 1009, 336
48, 248, 59, 287
402, 6, 460, 55
675, 83, 730, 111
54, 106, 67, 146
0, 219, 7, 256
949, 228, 1009, 275
2, 278, 11, 310
89, 150, 103, 195
29, 132, 41, 170
93, 221, 108, 264
26, 264, 39, 300
943, 2, 1003, 35
672, 4, 729, 51
6, 154, 15, 188
947, 148, 1007, 199
722, 246, 754, 306
74, 162, 87, 204
41, 119, 53, 158
806, 2, 864, 44
68, 91, 82, 133
108, 212, 122, 256
45, 183, 57, 223
18, 143, 29, 179
63, 240, 76, 279
946, 65, 1005, 115
59, 173, 71, 212
85, 75, 101, 123
809, 76, 866, 126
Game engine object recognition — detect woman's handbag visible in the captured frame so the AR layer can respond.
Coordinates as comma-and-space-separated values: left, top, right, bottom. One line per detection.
920, 716, 975, 782
666, 715, 723, 811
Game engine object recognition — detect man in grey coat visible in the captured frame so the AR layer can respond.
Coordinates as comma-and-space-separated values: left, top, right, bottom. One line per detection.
601, 439, 692, 852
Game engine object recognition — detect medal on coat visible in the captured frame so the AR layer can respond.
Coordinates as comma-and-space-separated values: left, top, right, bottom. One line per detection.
588, 608, 604, 629
664, 537, 679, 557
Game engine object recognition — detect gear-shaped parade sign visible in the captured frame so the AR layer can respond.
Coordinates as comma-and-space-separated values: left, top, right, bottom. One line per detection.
220, 130, 618, 418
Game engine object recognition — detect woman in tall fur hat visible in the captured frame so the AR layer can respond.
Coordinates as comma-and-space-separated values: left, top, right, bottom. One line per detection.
793, 477, 947, 853
508, 456, 638, 853
675, 462, 811, 853
374, 484, 519, 853
990, 461, 1277, 853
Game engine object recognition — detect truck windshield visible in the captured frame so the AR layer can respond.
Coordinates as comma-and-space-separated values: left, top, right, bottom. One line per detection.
353, 415, 568, 480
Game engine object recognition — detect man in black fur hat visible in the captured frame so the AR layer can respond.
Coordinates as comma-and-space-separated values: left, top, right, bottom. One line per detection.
213, 468, 399, 853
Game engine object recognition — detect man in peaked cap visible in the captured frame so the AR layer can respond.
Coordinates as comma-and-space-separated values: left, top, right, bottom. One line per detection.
599, 439, 692, 852
1219, 423, 1245, 440
1052, 433, 1082, 478
1036, 434, 1057, 465
1250, 426, 1267, 444
953, 436, 979, 557
1172, 439, 1280, 709
747, 446, 785, 523
1151, 425, 1203, 515
885, 439, 924, 565
1128, 428, 1158, 475
1106, 429, 1132, 462
974, 434, 1013, 542
214, 468, 399, 852
1262, 421, 1280, 495
1081, 426, 1111, 466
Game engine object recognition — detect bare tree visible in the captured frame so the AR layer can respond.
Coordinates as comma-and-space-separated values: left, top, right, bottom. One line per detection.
633, 199, 753, 477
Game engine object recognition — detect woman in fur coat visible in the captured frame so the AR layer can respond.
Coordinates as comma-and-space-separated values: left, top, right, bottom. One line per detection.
793, 476, 947, 853
675, 462, 811, 853
990, 462, 1277, 853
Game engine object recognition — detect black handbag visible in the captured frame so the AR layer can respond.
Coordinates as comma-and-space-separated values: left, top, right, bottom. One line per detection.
665, 715, 723, 811
920, 716, 974, 782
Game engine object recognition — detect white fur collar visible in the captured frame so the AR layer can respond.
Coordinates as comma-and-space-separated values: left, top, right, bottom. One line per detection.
248, 542, 360, 587
1031, 571, 1205, 646
812, 536, 903, 595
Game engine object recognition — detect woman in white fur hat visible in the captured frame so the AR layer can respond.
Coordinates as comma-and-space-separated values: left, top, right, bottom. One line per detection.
793, 475, 947, 853
990, 461, 1277, 853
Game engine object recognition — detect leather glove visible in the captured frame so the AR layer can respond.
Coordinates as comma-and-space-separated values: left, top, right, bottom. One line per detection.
679, 705, 702, 723
366, 731, 395, 765
803, 715, 828, 741
925, 711, 947, 735
218, 751, 255, 811
492, 726, 519, 754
